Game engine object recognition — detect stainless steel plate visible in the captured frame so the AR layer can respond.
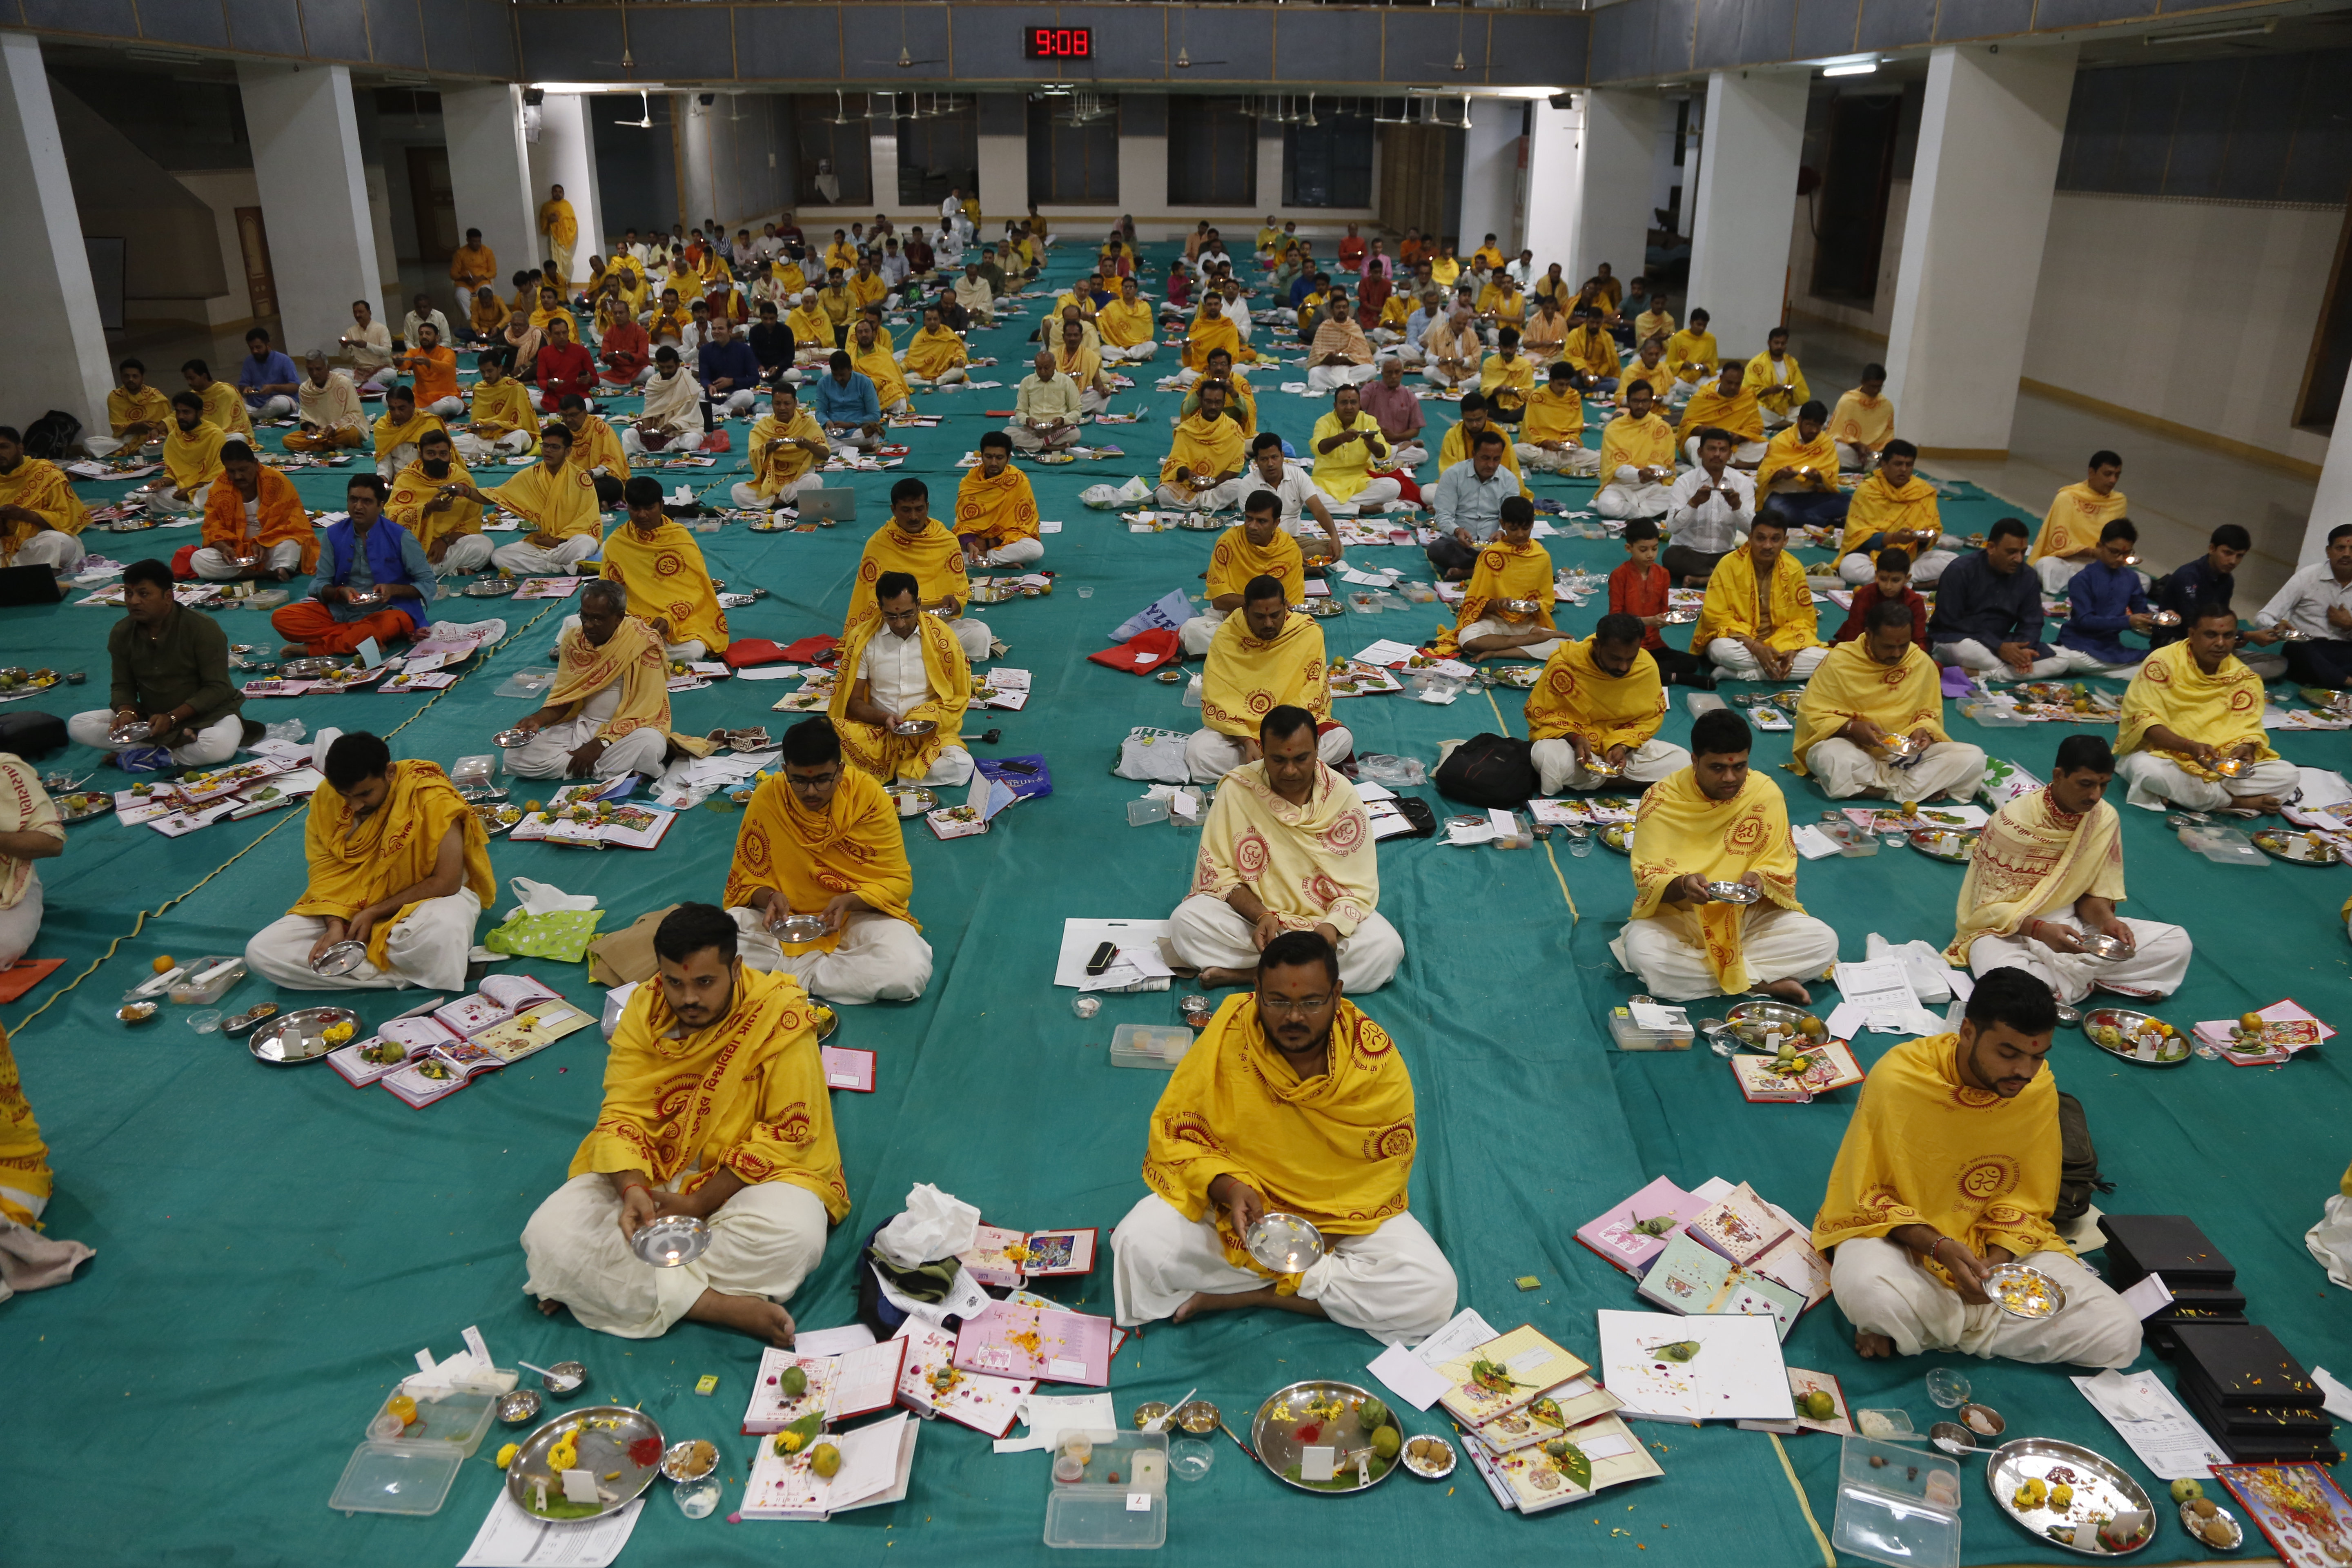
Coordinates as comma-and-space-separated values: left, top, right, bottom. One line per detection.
1980, 1262, 2067, 1320
1244, 1212, 1324, 1273
464, 578, 520, 597
2178, 1499, 2242, 1551
311, 940, 368, 977
1249, 1380, 1402, 1494
889, 718, 937, 737
1703, 879, 1761, 904
1984, 1437, 2153, 1556
249, 1004, 360, 1065
502, 1405, 666, 1522
631, 1215, 710, 1267
1598, 823, 1633, 854
2252, 829, 2342, 866
1908, 828, 1978, 863
492, 728, 535, 748
772, 913, 830, 943
2082, 1007, 2191, 1068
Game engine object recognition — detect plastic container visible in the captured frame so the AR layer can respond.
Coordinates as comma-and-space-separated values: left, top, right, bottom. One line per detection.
1127, 797, 1171, 827
1831, 1435, 1961, 1568
165, 956, 247, 1007
1043, 1429, 1168, 1550
450, 754, 496, 791
1110, 1024, 1196, 1070
328, 1441, 465, 1517
1608, 1002, 1696, 1052
361, 1376, 507, 1458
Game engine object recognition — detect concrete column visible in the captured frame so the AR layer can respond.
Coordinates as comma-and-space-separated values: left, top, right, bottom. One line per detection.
1571, 89, 1657, 294
236, 62, 382, 358
2300, 441, 2350, 564
0, 33, 111, 434
1883, 44, 2077, 457
1523, 98, 1581, 283
1113, 134, 1163, 229
526, 94, 606, 284
442, 84, 538, 283
870, 125, 899, 218
1454, 100, 1521, 254
975, 93, 1027, 230
1684, 69, 1807, 356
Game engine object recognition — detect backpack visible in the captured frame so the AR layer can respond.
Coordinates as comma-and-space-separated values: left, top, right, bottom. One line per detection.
22, 410, 81, 461
1432, 733, 1537, 810
2054, 1091, 2111, 1224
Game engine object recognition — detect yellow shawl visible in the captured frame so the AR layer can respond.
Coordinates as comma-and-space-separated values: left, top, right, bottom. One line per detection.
1742, 350, 1809, 415
600, 518, 730, 653
467, 376, 538, 447
1598, 413, 1676, 479
1563, 328, 1619, 381
2033, 481, 2126, 564
1430, 539, 1554, 657
828, 610, 971, 782
201, 465, 318, 572
848, 271, 886, 308
0, 1022, 52, 1228
1754, 426, 1839, 492
771, 259, 808, 295
1184, 313, 1250, 370
1791, 640, 1947, 775
0, 459, 91, 561
903, 326, 967, 380
388, 457, 481, 559
1098, 297, 1155, 347
489, 457, 602, 539
854, 343, 911, 405
1201, 610, 1330, 738
847, 518, 969, 635
1192, 760, 1376, 936
1205, 525, 1305, 606
724, 766, 918, 955
1162, 412, 1246, 486
1665, 328, 1718, 385
1840, 470, 1942, 556
162, 419, 227, 493
1830, 389, 1894, 450
1676, 385, 1762, 445
953, 464, 1039, 549
571, 967, 849, 1221
539, 197, 577, 248
1629, 767, 1804, 995
2118, 639, 2274, 770
1519, 385, 1585, 448
289, 760, 494, 972
784, 303, 829, 347
371, 409, 446, 463
198, 379, 253, 441
1523, 637, 1666, 751
107, 384, 169, 438
745, 408, 825, 497
1479, 353, 1535, 401
1184, 373, 1258, 436
547, 617, 691, 748
1141, 994, 1415, 1278
1812, 1033, 2066, 1276
567, 415, 631, 480
1945, 788, 2125, 965
1693, 546, 1819, 653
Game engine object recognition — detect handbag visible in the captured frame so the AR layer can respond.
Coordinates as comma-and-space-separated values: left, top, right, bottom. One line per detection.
1432, 733, 1538, 809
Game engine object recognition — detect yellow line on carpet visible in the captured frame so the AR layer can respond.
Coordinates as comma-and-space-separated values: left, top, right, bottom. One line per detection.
1768, 1432, 1835, 1568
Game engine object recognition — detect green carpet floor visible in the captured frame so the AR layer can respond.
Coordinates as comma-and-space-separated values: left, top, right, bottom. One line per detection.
2, 239, 2345, 1568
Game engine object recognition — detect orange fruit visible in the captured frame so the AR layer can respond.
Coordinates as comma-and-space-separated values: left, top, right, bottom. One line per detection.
152, 955, 176, 974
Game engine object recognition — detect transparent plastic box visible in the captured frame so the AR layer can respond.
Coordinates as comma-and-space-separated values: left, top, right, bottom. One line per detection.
328, 1441, 465, 1517
1110, 1024, 1196, 1071
1044, 1429, 1167, 1550
1831, 1435, 1960, 1568
1608, 1003, 1695, 1051
358, 1375, 507, 1458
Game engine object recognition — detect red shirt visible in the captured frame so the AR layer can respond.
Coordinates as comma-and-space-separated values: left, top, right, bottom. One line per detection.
1356, 274, 1392, 330
1833, 582, 1929, 648
1608, 559, 1670, 651
598, 320, 650, 381
1339, 236, 1367, 273
535, 340, 596, 408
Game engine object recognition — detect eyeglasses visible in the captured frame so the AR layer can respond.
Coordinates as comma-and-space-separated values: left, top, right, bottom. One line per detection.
1257, 995, 1331, 1016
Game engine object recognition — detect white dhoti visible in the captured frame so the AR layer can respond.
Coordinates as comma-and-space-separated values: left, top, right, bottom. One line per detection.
437, 535, 495, 574
944, 615, 991, 662
970, 536, 1044, 568
1609, 904, 1840, 1002
1593, 481, 1670, 521
2036, 556, 2088, 595
1306, 363, 1379, 393
1005, 422, 1080, 453
1930, 638, 2103, 683
901, 368, 967, 388
1806, 738, 1985, 803
729, 474, 821, 510
423, 396, 465, 420
10, 531, 85, 575
1155, 483, 1218, 511
1423, 363, 1479, 390
619, 426, 701, 459
1165, 893, 1404, 993
1102, 341, 1158, 363
452, 428, 533, 465
1515, 443, 1601, 475
248, 395, 296, 420
1963, 912, 2192, 1004
245, 886, 483, 993
491, 532, 601, 577
521, 1172, 829, 1340
0, 872, 42, 966
1327, 477, 1403, 510
67, 709, 242, 767
191, 539, 303, 581
1109, 1193, 1457, 1346
2115, 751, 2300, 812
1453, 617, 1568, 662
1178, 611, 1228, 657
1829, 1236, 2140, 1368
1704, 639, 1829, 683
140, 483, 209, 517
725, 906, 935, 1004
1531, 737, 1689, 795
376, 443, 421, 482
1183, 725, 1353, 784
506, 684, 670, 780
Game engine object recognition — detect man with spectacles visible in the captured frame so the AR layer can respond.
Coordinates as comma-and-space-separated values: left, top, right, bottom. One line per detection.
1166, 704, 1401, 992
1110, 929, 1457, 1342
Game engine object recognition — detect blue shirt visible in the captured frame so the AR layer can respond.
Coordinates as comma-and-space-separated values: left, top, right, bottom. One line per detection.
237, 350, 298, 408
812, 370, 880, 427
2059, 559, 2149, 665
1431, 459, 1515, 541
1927, 550, 2048, 655
697, 338, 762, 393
315, 517, 436, 628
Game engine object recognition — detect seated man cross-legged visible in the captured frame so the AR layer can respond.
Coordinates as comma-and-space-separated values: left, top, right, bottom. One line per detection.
68, 558, 247, 770
1525, 613, 1690, 795
1187, 576, 1352, 783
830, 570, 975, 787
2115, 602, 2299, 813
1927, 518, 2102, 683
1110, 931, 1457, 1344
1611, 710, 1838, 1003
1179, 492, 1306, 657
723, 718, 935, 1004
1437, 496, 1566, 663
506, 581, 701, 781
1815, 965, 2140, 1368
1170, 705, 1401, 992
245, 731, 492, 991
1791, 600, 1986, 804
952, 432, 1045, 568
1946, 734, 2191, 1004
194, 441, 315, 583
271, 474, 436, 658
1693, 511, 1827, 683
582, 477, 732, 662
521, 902, 850, 1345
847, 479, 992, 664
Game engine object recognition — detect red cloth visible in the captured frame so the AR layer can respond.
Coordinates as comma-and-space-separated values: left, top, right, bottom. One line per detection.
1356, 274, 1391, 330
535, 341, 596, 409
170, 543, 199, 580
1338, 236, 1366, 273
1832, 581, 1929, 648
1609, 559, 1671, 652
270, 600, 416, 655
1086, 627, 1180, 675
777, 634, 840, 664
721, 637, 791, 668
598, 321, 650, 384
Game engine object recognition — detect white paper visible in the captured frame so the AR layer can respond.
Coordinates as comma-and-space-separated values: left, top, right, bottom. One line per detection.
2117, 1273, 2174, 1319
1595, 1309, 1793, 1423
1367, 1343, 1454, 1411
2069, 1368, 2228, 1480
2312, 1366, 2352, 1423
1411, 1307, 1501, 1364
1791, 824, 1840, 861
1351, 638, 1419, 666
735, 664, 807, 681
793, 1321, 879, 1359
457, 1492, 642, 1567
992, 1391, 1118, 1453
1038, 520, 1062, 533
1053, 918, 1171, 988
1628, 1001, 1686, 1032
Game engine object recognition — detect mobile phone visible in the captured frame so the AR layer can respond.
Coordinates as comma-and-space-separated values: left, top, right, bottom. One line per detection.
1084, 941, 1118, 977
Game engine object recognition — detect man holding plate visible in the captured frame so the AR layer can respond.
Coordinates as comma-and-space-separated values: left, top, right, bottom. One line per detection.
1524, 613, 1688, 795
2114, 603, 2299, 813
1789, 600, 1985, 804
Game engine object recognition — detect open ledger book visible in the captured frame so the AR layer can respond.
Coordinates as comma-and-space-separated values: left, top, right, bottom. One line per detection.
328, 976, 595, 1106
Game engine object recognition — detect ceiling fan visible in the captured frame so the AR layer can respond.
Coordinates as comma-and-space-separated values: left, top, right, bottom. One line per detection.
830, 89, 858, 126
612, 89, 653, 129
866, 3, 946, 69
1422, 7, 1478, 77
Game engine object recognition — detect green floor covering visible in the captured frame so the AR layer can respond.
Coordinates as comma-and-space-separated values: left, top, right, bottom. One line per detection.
2, 241, 2345, 1568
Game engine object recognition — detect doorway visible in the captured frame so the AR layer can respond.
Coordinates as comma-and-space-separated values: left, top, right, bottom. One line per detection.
405, 145, 458, 263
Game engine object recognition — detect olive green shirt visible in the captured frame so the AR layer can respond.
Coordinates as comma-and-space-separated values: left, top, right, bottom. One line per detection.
107, 603, 241, 730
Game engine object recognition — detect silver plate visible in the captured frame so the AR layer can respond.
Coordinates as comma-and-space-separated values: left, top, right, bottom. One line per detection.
1983, 1437, 2154, 1556
1980, 1261, 2068, 1319
311, 940, 368, 977
2178, 1499, 2243, 1551
1660, 608, 1698, 625
1722, 999, 1825, 1049
1703, 879, 1761, 904
2078, 931, 2132, 959
1303, 598, 1347, 618
631, 1214, 710, 1267
1908, 828, 1978, 863
492, 728, 535, 748
1249, 1380, 1403, 1494
474, 804, 525, 836
248, 1004, 360, 1065
108, 722, 153, 745
56, 795, 115, 824
772, 913, 830, 943
464, 578, 521, 597
1598, 823, 1633, 854
2150, 609, 2182, 628
280, 658, 339, 679
502, 1405, 666, 1522
1400, 1434, 1456, 1479
889, 718, 937, 737
2252, 829, 2342, 866
2081, 1007, 2192, 1068
1244, 1212, 1325, 1273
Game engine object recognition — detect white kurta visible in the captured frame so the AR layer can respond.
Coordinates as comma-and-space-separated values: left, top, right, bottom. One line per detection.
726, 906, 935, 1004
1165, 893, 1403, 993
245, 886, 483, 993
1109, 1192, 1457, 1346
1806, 737, 1986, 804
1964, 912, 2192, 1005
1610, 904, 1840, 1002
1531, 737, 1688, 795
1829, 1236, 2140, 1368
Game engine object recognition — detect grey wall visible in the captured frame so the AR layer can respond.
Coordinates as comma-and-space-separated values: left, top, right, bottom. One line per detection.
7, 0, 519, 78
47, 78, 229, 302
2055, 50, 2352, 205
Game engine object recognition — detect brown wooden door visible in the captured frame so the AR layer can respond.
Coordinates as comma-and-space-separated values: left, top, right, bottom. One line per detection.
234, 206, 276, 319
407, 145, 459, 262
1378, 124, 1446, 241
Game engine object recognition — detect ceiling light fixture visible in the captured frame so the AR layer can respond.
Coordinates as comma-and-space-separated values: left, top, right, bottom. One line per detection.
2144, 18, 2276, 42
1822, 58, 1879, 76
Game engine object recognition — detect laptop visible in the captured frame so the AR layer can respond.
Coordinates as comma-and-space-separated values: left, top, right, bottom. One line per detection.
798, 488, 856, 523
0, 566, 63, 607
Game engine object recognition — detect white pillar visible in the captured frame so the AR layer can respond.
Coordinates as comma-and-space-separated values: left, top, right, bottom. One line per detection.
526, 94, 606, 285
1684, 69, 1808, 357
1255, 122, 1285, 225
237, 62, 382, 359
1882, 44, 2077, 457
1523, 98, 1581, 279
2302, 442, 2351, 564
870, 125, 899, 219
1571, 89, 1657, 294
0, 33, 111, 434
1454, 102, 1521, 254
442, 84, 538, 287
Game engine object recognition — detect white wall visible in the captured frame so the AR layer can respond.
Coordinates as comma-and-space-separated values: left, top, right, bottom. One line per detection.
1573, 89, 1653, 287
1120, 131, 1168, 220
1525, 98, 1580, 280
977, 133, 1026, 218
1686, 70, 1809, 355
526, 94, 606, 283
1455, 104, 1521, 255
0, 31, 111, 432
171, 169, 265, 326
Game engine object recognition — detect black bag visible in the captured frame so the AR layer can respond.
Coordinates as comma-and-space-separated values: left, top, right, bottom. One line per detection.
1388, 795, 1439, 839
2055, 1091, 2111, 1225
22, 410, 81, 461
0, 711, 68, 760
1432, 733, 1537, 809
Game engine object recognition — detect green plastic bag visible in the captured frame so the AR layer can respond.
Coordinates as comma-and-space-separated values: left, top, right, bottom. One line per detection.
482, 906, 604, 962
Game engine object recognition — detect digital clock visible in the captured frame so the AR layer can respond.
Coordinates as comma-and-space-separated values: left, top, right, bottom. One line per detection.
1025, 26, 1092, 59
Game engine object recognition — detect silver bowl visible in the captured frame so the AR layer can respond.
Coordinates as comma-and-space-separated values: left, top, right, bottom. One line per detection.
1243, 1212, 1324, 1273
1401, 1434, 1457, 1479
1703, 879, 1761, 904
2078, 931, 2131, 960
659, 1439, 719, 1483
771, 913, 830, 943
2208, 754, 2250, 778
541, 1361, 588, 1396
631, 1215, 710, 1268
2178, 1499, 2243, 1551
492, 727, 536, 748
497, 1389, 544, 1425
889, 718, 937, 738
2149, 609, 2182, 628
1929, 1421, 1978, 1455
311, 940, 368, 977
